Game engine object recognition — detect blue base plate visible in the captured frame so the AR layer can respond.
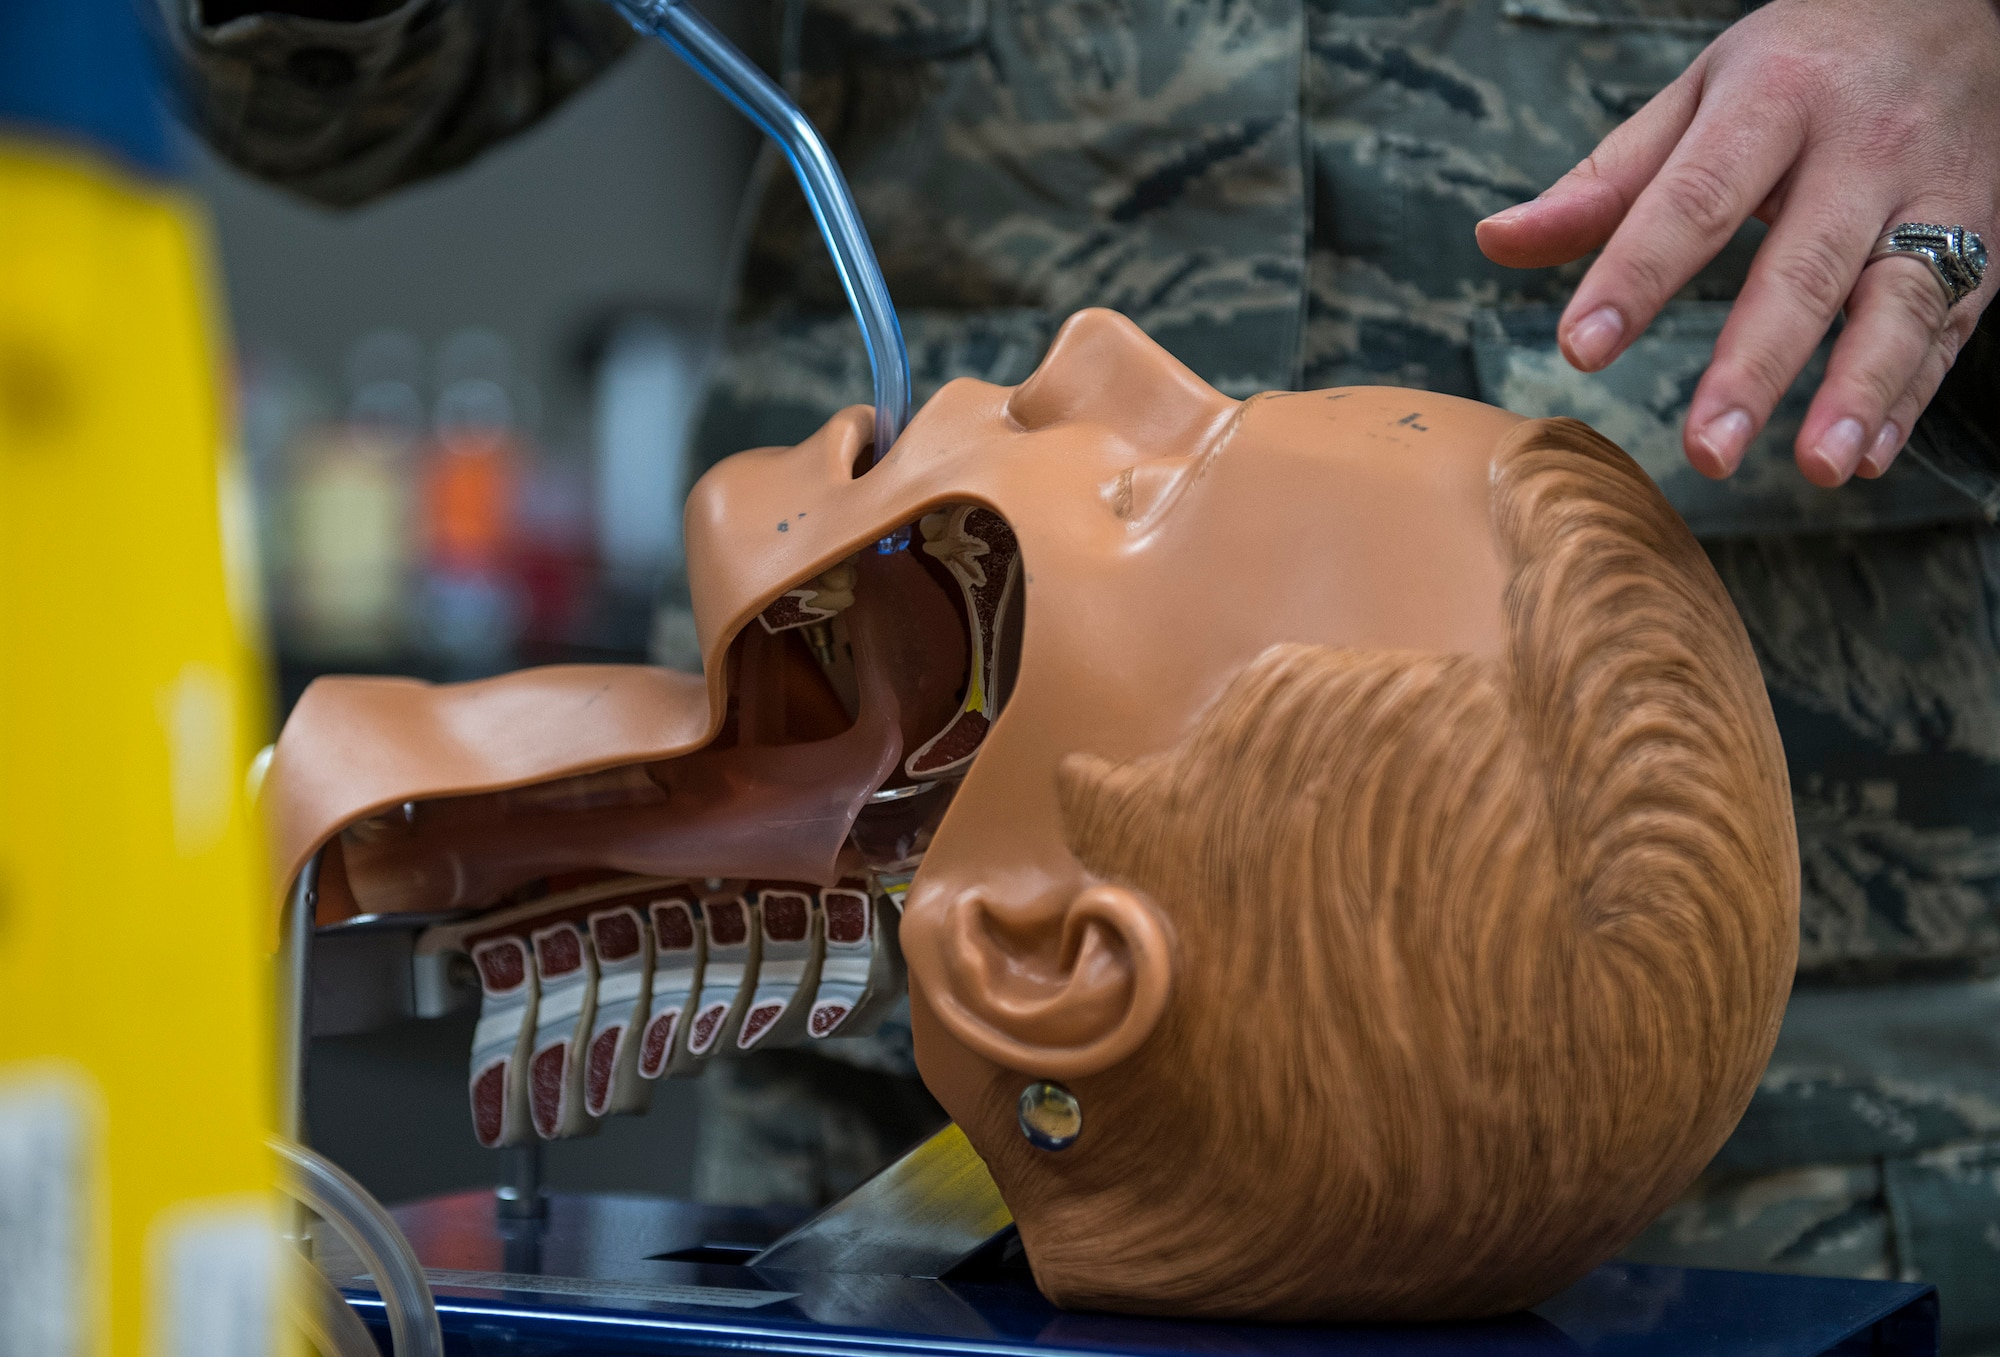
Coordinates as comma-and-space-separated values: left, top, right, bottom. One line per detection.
339, 1190, 1938, 1357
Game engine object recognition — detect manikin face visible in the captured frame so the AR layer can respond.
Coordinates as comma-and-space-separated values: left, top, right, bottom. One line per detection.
265, 309, 1790, 1321
676, 309, 1522, 1109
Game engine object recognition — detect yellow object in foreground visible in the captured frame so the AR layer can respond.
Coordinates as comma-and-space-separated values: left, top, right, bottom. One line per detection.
0, 143, 275, 1357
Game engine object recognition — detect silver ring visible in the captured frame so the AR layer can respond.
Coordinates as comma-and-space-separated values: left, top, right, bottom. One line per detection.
1867, 222, 1988, 308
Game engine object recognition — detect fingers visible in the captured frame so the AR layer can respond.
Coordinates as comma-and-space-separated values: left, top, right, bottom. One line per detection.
1783, 253, 1958, 484
1678, 176, 1890, 477
1472, 0, 1997, 489
1851, 368, 1923, 480
1477, 72, 1703, 270
1556, 95, 1811, 376
1851, 294, 1975, 480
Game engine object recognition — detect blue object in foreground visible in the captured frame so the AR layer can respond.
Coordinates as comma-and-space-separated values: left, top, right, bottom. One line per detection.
0, 0, 175, 176
342, 1191, 1940, 1357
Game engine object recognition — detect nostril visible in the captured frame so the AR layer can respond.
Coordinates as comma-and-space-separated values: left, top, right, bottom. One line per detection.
1004, 374, 1068, 432
850, 441, 875, 479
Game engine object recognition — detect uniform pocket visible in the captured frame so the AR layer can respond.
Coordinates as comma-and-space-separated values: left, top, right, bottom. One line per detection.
1472, 303, 1987, 537
1494, 0, 1733, 122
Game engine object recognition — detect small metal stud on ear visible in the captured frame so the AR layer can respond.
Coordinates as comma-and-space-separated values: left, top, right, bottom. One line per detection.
1017, 1081, 1082, 1151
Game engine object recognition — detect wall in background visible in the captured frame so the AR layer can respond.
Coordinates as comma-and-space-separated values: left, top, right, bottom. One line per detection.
191, 31, 759, 1206
194, 34, 761, 704
192, 38, 757, 458
309, 1017, 703, 1205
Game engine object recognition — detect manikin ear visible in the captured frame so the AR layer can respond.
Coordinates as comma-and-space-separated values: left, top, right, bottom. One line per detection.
921, 884, 1173, 1081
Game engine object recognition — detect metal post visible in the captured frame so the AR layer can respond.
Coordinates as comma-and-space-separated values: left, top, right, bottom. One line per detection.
495, 1141, 546, 1220
276, 853, 319, 1146
276, 853, 320, 1250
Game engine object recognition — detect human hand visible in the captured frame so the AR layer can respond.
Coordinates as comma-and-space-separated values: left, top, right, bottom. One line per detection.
1475, 0, 2000, 487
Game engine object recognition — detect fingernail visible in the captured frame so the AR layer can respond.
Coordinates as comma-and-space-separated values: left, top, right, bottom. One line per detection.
1858, 421, 1902, 478
1564, 306, 1625, 371
1698, 409, 1755, 474
1480, 201, 1535, 227
1813, 418, 1866, 483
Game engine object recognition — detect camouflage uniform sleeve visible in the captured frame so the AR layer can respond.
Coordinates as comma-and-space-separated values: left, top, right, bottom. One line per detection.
152, 0, 637, 207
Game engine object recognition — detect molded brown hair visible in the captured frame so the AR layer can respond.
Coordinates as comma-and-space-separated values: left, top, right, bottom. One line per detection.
977, 418, 1798, 1321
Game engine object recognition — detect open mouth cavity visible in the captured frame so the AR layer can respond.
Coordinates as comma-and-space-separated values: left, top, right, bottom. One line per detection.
333, 502, 1021, 1146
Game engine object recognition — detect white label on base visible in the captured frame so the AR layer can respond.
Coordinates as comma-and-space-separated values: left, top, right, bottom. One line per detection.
0, 1068, 93, 1357
148, 1198, 277, 1357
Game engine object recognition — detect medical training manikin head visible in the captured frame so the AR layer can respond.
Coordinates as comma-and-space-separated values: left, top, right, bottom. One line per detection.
264, 309, 1798, 1322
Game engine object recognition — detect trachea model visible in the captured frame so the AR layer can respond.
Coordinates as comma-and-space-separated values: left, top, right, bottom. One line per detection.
527, 918, 597, 1139
467, 933, 537, 1149
687, 893, 760, 1058
637, 888, 704, 1079
264, 308, 1797, 1325
424, 875, 903, 1145
737, 884, 822, 1050
808, 882, 901, 1038
583, 900, 653, 1118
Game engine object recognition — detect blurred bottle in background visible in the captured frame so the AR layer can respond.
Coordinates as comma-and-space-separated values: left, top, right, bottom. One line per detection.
235, 346, 324, 618
244, 311, 717, 702
417, 328, 529, 677
283, 330, 420, 662
591, 313, 706, 671
515, 449, 593, 660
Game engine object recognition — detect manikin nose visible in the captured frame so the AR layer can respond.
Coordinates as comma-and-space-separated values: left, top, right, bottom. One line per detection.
1006, 310, 1234, 446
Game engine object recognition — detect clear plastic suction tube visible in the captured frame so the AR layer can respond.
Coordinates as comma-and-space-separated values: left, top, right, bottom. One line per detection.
612, 0, 912, 463
274, 1136, 444, 1357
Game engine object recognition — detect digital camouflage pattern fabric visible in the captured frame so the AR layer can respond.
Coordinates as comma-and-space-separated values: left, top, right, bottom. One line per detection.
1624, 976, 2000, 1338
157, 0, 2000, 1346
691, 1013, 946, 1208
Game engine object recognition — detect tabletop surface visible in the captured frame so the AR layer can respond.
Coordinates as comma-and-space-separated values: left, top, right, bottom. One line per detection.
334, 1190, 1940, 1357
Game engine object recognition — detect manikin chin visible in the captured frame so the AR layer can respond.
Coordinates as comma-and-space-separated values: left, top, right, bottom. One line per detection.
264, 308, 1798, 1323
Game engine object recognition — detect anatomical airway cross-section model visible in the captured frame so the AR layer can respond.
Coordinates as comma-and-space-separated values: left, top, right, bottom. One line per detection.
423, 875, 905, 1148
264, 312, 1805, 1323
278, 498, 1014, 1150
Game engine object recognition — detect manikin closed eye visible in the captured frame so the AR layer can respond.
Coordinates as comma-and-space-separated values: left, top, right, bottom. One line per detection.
260, 308, 1795, 1322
